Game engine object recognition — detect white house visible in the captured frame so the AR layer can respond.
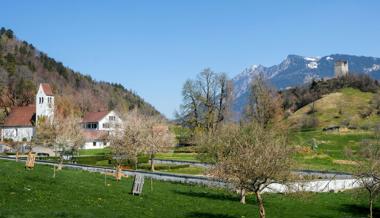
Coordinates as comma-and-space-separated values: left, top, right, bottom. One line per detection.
1, 83, 54, 142
81, 110, 122, 149
0, 105, 36, 142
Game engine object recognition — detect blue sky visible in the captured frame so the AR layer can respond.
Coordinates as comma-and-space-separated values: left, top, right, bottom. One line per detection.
1, 1, 380, 118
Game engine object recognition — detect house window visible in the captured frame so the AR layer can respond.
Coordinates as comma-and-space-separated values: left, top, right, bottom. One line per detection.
86, 123, 98, 129
103, 123, 110, 128
109, 116, 116, 121
39, 97, 44, 104
93, 141, 96, 146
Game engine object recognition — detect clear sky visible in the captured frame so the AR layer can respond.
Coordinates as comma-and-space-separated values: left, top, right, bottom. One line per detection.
1, 1, 380, 118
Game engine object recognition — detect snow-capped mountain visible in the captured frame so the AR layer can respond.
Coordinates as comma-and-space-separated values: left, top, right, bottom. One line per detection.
232, 54, 380, 116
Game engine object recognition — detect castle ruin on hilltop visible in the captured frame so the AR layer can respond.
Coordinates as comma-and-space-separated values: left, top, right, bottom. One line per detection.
334, 60, 349, 77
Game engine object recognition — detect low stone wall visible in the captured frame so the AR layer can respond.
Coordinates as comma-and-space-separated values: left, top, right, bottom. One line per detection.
264, 179, 360, 193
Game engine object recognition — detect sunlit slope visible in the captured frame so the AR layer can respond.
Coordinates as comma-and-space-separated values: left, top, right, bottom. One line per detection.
288, 88, 380, 129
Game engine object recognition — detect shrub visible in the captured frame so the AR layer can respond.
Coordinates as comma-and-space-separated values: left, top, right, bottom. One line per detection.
360, 123, 371, 131
138, 163, 190, 171
107, 154, 149, 168
300, 116, 319, 129
74, 156, 106, 165
340, 119, 350, 127
174, 146, 198, 153
358, 106, 373, 119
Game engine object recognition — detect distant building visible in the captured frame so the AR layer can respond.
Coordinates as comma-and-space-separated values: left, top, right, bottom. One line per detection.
334, 60, 349, 77
81, 110, 122, 149
0, 83, 54, 142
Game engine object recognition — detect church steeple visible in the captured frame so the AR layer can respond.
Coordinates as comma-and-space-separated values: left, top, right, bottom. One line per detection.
36, 83, 54, 122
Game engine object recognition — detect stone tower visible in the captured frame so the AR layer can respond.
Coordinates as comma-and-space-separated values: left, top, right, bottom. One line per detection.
334, 60, 349, 77
36, 83, 54, 122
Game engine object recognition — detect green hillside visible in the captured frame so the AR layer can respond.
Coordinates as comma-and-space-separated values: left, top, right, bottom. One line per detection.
0, 27, 161, 121
288, 88, 380, 130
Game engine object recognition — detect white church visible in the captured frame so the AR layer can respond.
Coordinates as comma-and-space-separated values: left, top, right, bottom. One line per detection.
0, 83, 122, 150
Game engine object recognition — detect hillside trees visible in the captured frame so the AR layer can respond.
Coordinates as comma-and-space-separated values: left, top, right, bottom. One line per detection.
177, 69, 232, 133
0, 27, 161, 121
0, 76, 36, 117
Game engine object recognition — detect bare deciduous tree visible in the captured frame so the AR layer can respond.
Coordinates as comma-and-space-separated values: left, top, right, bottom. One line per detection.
199, 76, 291, 218
203, 122, 292, 218
35, 111, 84, 177
142, 116, 176, 171
108, 110, 145, 180
178, 69, 232, 132
245, 73, 283, 128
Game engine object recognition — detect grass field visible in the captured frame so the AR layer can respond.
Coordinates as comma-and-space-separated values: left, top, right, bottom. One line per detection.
0, 159, 379, 218
155, 152, 199, 162
290, 130, 372, 172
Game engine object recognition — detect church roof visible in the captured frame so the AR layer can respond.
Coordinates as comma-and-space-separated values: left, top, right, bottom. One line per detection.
2, 105, 36, 127
82, 111, 110, 123
41, 83, 54, 96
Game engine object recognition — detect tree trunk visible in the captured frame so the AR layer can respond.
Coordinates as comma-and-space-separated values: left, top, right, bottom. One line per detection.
255, 191, 266, 218
57, 158, 63, 171
134, 157, 138, 170
150, 154, 155, 172
240, 188, 246, 204
53, 164, 56, 178
369, 195, 373, 218
115, 164, 122, 181
16, 151, 19, 162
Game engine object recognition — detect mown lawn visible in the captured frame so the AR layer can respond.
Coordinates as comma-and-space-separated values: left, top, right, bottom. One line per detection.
155, 152, 199, 162
160, 166, 206, 175
0, 160, 379, 218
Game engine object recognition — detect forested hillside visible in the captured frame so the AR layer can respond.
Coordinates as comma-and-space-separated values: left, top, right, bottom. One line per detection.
0, 28, 161, 122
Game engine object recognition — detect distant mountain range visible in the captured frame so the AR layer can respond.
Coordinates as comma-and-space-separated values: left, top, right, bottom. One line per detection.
232, 54, 380, 116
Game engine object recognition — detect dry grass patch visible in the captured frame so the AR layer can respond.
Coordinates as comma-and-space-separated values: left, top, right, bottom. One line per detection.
303, 154, 330, 160
332, 159, 358, 166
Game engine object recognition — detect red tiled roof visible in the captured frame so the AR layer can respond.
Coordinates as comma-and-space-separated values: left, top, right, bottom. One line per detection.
3, 105, 36, 127
41, 83, 53, 96
82, 111, 109, 123
82, 130, 108, 141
